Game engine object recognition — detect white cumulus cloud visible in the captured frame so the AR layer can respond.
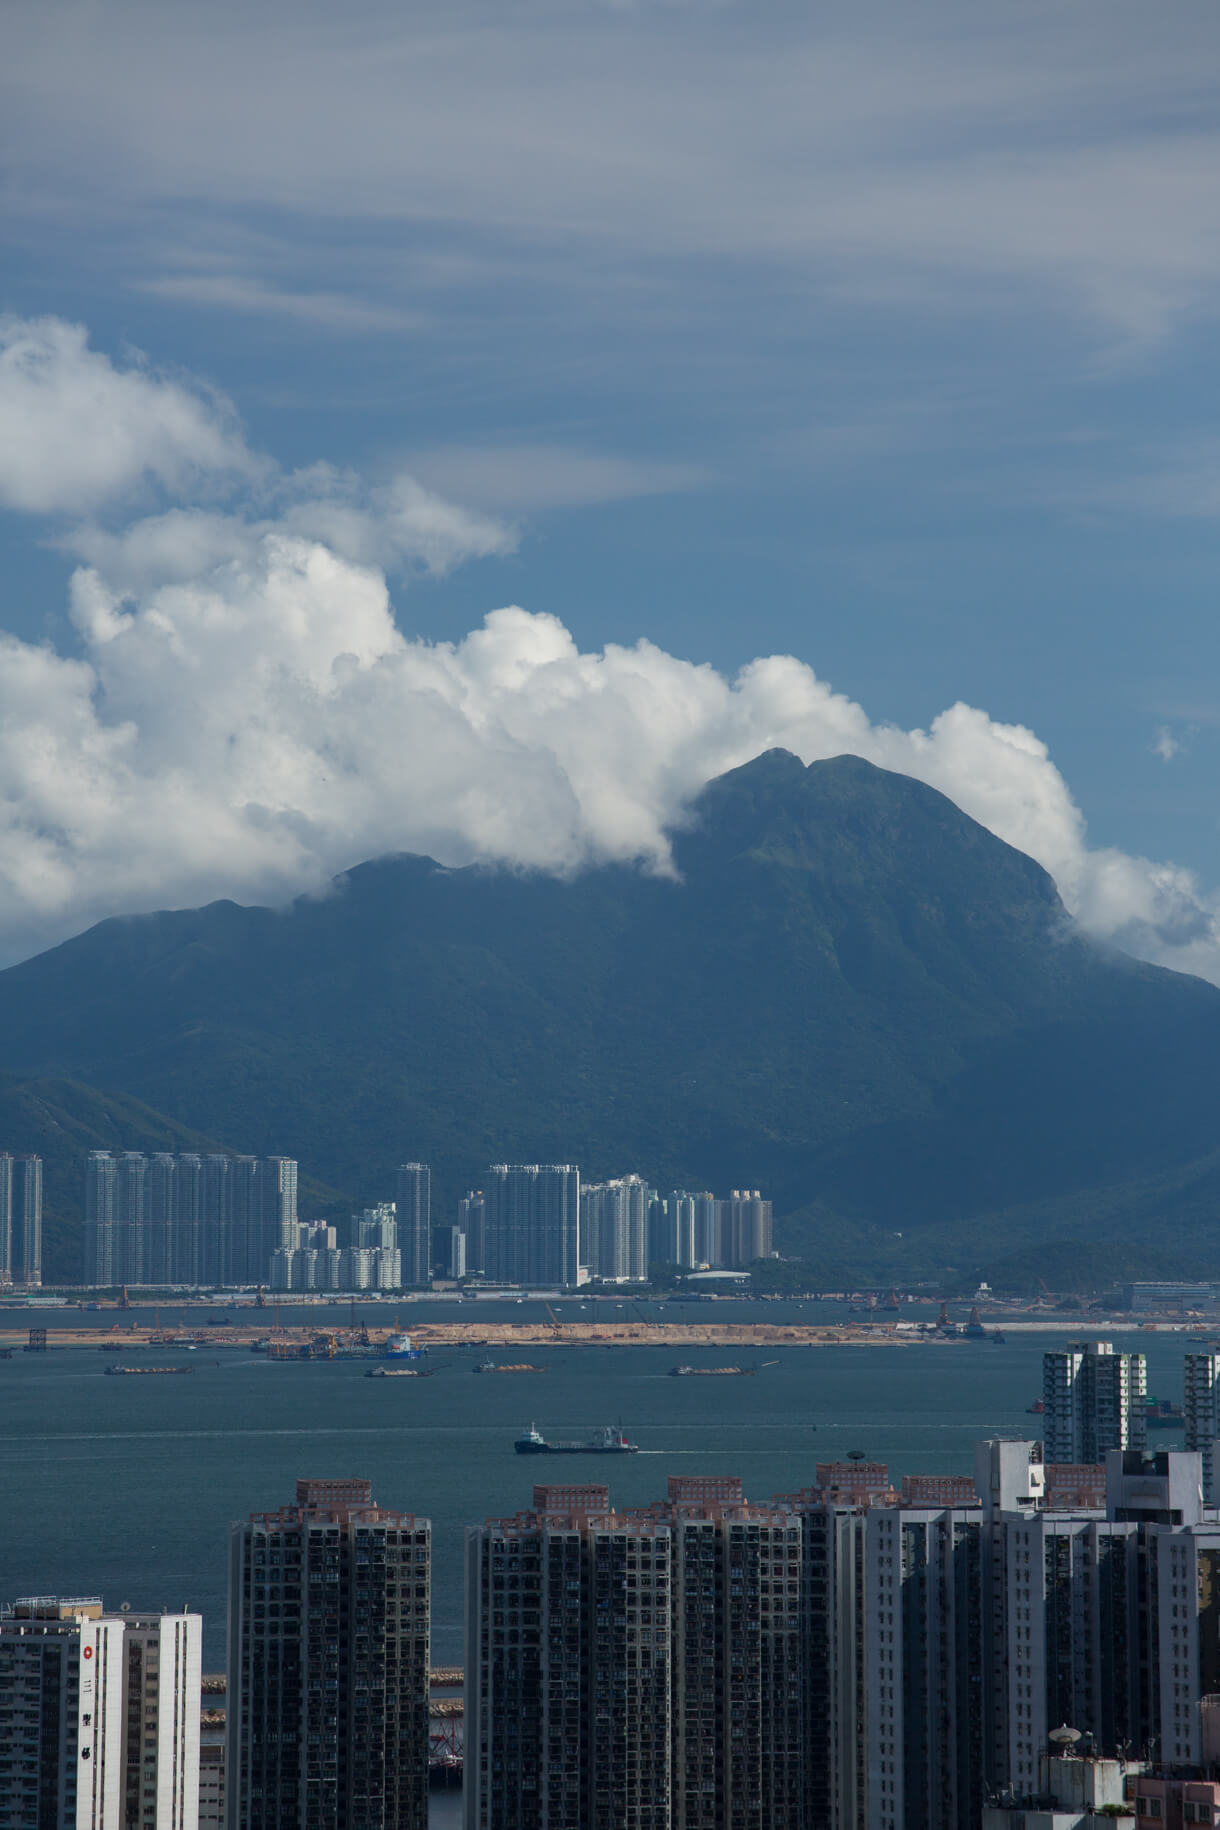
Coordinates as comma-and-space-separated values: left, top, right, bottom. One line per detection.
0, 316, 257, 514
1, 532, 1219, 980
0, 314, 1218, 982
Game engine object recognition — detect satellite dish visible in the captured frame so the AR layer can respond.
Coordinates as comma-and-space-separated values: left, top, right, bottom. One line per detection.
1048, 1726, 1081, 1749
119, 1602, 131, 1614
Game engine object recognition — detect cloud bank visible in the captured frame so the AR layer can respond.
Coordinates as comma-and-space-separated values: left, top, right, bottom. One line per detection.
7, 1, 1220, 345
1, 316, 1218, 981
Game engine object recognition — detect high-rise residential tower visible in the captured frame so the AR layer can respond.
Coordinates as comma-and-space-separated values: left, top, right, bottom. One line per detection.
579, 1175, 649, 1281
81, 1153, 298, 1287
0, 1597, 201, 1830
395, 1164, 431, 1287
1185, 1352, 1220, 1501
226, 1478, 430, 1830
119, 1612, 203, 1830
260, 1158, 298, 1273
0, 1153, 11, 1286
714, 1192, 773, 1268
465, 1475, 804, 1830
860, 1500, 985, 1830
458, 1192, 484, 1274
481, 1165, 580, 1287
649, 1193, 717, 1270
0, 1154, 41, 1287
84, 1149, 121, 1286
1041, 1341, 1147, 1464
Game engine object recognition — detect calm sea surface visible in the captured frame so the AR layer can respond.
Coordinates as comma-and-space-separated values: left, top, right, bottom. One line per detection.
0, 1304, 1192, 1673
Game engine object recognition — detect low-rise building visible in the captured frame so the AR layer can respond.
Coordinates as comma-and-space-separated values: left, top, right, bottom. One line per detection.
982, 1753, 1135, 1829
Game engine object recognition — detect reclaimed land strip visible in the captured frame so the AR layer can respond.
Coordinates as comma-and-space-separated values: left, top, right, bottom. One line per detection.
0, 1317, 1163, 1352
4, 1320, 950, 1350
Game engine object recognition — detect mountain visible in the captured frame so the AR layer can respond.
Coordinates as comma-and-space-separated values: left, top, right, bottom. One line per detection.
3, 749, 1220, 1287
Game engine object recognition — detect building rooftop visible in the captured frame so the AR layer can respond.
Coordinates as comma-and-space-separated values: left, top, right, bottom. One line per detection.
4, 1597, 104, 1620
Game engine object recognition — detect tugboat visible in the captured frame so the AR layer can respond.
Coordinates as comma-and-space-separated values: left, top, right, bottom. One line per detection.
514, 1423, 638, 1456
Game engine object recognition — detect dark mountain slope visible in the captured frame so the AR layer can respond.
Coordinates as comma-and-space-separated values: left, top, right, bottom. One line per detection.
2, 750, 1219, 1282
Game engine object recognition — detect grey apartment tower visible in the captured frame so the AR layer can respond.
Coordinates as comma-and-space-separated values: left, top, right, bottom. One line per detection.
226, 1478, 431, 1830
83, 1151, 297, 1286
580, 1175, 648, 1282
395, 1163, 432, 1287
480, 1165, 580, 1287
0, 1154, 41, 1287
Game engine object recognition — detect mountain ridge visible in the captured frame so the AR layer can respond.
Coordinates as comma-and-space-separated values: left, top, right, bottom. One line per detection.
3, 750, 1220, 1286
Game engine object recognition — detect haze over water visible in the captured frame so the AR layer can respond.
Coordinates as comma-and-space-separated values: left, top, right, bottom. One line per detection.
0, 1307, 1193, 1669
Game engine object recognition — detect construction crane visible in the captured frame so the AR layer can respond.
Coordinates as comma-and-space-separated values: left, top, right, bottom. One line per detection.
544, 1303, 563, 1338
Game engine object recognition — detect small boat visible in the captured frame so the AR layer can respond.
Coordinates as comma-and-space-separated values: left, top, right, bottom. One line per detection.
1027, 1398, 1044, 1414
514, 1423, 638, 1456
366, 1365, 432, 1379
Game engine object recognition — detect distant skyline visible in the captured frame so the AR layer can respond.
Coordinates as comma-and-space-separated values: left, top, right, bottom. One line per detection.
3, 1, 1220, 975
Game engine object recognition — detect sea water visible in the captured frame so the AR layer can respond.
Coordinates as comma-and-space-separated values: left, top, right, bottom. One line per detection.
0, 1319, 1191, 1669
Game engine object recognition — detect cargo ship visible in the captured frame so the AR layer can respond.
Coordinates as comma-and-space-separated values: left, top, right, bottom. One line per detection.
669, 1361, 777, 1377
105, 1365, 195, 1376
474, 1362, 548, 1374
384, 1333, 425, 1361
514, 1423, 638, 1456
366, 1365, 433, 1379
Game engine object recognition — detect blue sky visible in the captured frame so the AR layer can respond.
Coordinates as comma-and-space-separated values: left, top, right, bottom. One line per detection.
2, 0, 1220, 972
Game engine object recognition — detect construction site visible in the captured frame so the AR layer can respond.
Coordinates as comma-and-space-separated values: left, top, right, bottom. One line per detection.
0, 1297, 1091, 1356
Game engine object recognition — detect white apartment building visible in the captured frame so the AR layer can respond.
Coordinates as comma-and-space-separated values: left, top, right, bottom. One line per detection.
1042, 1341, 1147, 1463
1185, 1352, 1220, 1501
0, 1600, 201, 1830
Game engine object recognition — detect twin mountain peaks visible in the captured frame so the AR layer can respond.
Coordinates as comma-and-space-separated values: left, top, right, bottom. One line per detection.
3, 749, 1219, 1288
